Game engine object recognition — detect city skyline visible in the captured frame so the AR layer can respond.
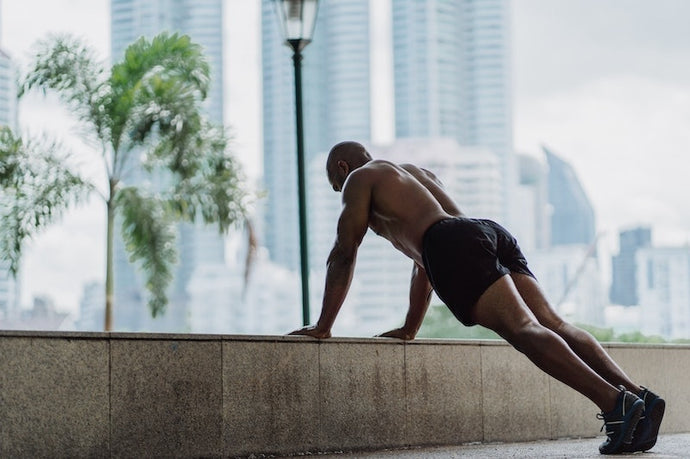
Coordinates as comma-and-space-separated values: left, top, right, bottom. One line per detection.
1, 0, 689, 314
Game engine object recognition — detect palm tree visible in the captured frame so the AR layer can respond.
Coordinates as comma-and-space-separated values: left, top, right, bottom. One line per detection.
0, 32, 247, 331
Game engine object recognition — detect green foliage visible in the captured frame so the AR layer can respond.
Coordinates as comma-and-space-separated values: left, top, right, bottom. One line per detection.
417, 304, 500, 340
20, 34, 110, 142
672, 338, 690, 344
2, 31, 248, 325
116, 187, 177, 317
575, 323, 668, 344
417, 303, 683, 344
614, 330, 666, 344
167, 122, 247, 233
576, 323, 616, 342
0, 127, 93, 275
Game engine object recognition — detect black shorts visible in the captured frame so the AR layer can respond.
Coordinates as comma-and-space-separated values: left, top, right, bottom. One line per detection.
421, 217, 535, 326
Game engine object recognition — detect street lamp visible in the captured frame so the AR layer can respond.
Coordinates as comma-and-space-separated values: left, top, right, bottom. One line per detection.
273, 0, 320, 326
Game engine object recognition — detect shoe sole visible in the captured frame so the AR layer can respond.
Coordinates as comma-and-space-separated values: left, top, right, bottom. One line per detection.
600, 398, 644, 455
636, 398, 666, 452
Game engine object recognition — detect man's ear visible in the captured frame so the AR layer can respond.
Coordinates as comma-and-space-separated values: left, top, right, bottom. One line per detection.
337, 160, 349, 175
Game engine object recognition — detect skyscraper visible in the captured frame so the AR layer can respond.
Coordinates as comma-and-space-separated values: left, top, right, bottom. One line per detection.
637, 246, 690, 340
392, 0, 514, 224
261, 0, 372, 271
610, 226, 652, 306
262, 0, 514, 257
513, 153, 550, 254
544, 146, 596, 247
110, 0, 225, 330
261, 0, 515, 330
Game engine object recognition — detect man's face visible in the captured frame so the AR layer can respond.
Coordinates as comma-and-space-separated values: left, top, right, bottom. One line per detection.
327, 161, 347, 192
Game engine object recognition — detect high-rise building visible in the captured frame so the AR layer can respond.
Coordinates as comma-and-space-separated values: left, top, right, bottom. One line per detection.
261, 0, 514, 257
392, 0, 514, 224
529, 245, 605, 326
76, 281, 105, 331
637, 246, 690, 340
261, 0, 514, 332
513, 153, 550, 254
519, 147, 602, 326
187, 247, 302, 335
110, 0, 225, 331
610, 227, 652, 306
544, 146, 596, 247
261, 0, 372, 271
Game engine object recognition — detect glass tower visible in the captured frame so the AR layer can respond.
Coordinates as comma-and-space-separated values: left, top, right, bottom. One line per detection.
544, 146, 596, 247
261, 0, 372, 271
610, 227, 652, 306
261, 0, 514, 330
392, 0, 514, 224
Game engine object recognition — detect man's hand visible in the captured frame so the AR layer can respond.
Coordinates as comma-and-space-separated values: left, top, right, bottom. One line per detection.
288, 325, 332, 339
376, 327, 416, 341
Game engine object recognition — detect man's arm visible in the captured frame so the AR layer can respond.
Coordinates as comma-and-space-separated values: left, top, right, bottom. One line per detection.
289, 170, 371, 338
378, 262, 433, 340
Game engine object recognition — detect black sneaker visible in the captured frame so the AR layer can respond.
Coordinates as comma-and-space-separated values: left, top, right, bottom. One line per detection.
597, 385, 644, 455
623, 386, 665, 452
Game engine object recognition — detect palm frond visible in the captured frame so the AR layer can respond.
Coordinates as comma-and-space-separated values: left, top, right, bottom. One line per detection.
0, 127, 94, 275
167, 122, 248, 233
20, 34, 111, 144
110, 32, 210, 159
115, 186, 177, 317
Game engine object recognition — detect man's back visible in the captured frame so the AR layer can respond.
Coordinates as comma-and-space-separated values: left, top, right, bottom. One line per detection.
346, 159, 457, 265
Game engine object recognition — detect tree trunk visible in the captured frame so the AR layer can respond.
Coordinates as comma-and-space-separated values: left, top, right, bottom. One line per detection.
104, 188, 115, 331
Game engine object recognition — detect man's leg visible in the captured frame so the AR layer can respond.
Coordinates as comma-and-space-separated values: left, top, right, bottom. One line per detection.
469, 274, 620, 412
509, 272, 640, 394
510, 272, 665, 453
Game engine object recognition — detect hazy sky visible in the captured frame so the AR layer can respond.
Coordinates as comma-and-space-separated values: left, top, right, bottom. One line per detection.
2, 0, 690, 313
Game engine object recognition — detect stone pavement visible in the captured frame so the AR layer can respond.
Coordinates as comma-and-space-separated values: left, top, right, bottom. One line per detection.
312, 433, 689, 458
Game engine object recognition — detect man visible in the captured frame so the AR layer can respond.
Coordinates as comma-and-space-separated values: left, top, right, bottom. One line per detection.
290, 141, 665, 455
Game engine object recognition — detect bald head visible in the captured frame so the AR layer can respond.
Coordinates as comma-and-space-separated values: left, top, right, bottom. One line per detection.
327, 141, 372, 172
326, 141, 373, 192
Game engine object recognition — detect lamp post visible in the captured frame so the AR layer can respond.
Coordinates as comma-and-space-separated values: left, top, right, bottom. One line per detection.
273, 0, 320, 326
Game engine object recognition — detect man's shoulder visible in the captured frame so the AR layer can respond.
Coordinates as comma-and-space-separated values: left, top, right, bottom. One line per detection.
342, 166, 375, 194
350, 160, 391, 179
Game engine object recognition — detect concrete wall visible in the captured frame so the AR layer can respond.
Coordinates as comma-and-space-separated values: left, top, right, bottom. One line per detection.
0, 331, 688, 457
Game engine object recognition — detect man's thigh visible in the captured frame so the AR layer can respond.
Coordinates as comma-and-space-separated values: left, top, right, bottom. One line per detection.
509, 273, 564, 330
469, 274, 539, 337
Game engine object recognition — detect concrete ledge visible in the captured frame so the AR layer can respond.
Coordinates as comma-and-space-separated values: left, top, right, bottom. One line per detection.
0, 331, 688, 457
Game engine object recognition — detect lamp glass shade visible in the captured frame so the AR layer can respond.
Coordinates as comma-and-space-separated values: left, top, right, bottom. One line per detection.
274, 0, 319, 42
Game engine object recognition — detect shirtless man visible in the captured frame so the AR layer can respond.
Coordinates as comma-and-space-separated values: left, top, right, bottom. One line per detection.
289, 141, 664, 455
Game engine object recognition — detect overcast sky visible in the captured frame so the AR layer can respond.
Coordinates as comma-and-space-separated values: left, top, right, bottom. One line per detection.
2, 0, 690, 314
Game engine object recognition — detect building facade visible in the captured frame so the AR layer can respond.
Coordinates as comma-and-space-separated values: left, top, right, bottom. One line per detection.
392, 0, 514, 224
544, 146, 596, 247
529, 245, 605, 327
637, 246, 690, 340
512, 153, 550, 254
76, 281, 105, 331
260, 0, 372, 271
260, 0, 517, 332
610, 226, 652, 306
